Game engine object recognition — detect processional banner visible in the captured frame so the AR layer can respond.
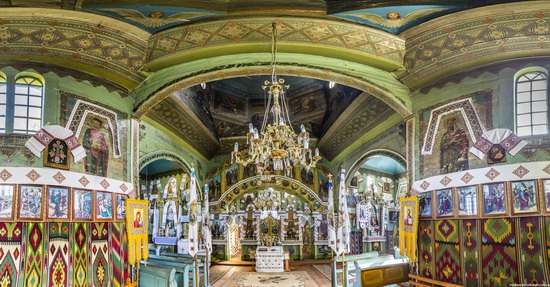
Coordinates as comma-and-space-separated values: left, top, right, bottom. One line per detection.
125, 199, 149, 265
399, 196, 419, 262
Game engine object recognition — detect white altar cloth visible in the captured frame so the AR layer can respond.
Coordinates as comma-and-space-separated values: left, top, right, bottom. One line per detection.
255, 246, 284, 272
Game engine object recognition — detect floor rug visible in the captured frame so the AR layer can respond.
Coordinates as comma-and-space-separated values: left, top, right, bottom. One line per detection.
191, 265, 234, 286
313, 264, 355, 286
221, 271, 318, 287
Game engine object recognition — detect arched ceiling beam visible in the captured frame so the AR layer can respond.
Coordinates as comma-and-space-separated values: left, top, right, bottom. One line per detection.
0, 8, 150, 90
144, 17, 406, 74
133, 52, 412, 119
399, 3, 550, 90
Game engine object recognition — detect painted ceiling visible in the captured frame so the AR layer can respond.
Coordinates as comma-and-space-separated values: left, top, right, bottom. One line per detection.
0, 0, 540, 164
1, 1, 525, 34
362, 156, 407, 175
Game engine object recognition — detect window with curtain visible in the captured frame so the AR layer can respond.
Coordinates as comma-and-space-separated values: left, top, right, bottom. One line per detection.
13, 76, 44, 134
515, 70, 548, 136
0, 73, 6, 133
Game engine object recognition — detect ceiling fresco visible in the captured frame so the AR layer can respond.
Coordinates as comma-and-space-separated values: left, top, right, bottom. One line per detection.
0, 0, 541, 164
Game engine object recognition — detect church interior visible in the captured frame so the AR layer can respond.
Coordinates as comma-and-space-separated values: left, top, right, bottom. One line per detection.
0, 0, 549, 286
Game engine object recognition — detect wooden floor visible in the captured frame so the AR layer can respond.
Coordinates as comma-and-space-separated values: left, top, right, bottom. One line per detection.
212, 259, 334, 287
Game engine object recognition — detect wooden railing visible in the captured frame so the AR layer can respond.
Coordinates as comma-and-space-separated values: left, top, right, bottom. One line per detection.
409, 274, 465, 287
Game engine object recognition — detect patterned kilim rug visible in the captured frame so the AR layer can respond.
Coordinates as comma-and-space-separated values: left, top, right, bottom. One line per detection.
221, 271, 318, 287
313, 264, 355, 286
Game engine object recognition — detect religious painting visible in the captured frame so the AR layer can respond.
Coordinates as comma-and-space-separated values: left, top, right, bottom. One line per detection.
125, 199, 149, 265
299, 165, 315, 188
61, 92, 129, 182
317, 171, 329, 201
438, 116, 470, 174
419, 191, 433, 219
349, 176, 359, 188
287, 88, 325, 123
82, 115, 110, 177
456, 185, 479, 217
73, 189, 93, 221
399, 196, 419, 261
213, 92, 247, 122
0, 184, 15, 221
18, 185, 44, 221
543, 179, 550, 214
243, 163, 256, 178
206, 172, 222, 201
419, 91, 492, 179
116, 194, 128, 221
510, 180, 538, 215
43, 138, 70, 170
436, 189, 453, 217
482, 182, 507, 216
46, 186, 70, 221
95, 191, 113, 220
225, 163, 238, 188
487, 144, 506, 164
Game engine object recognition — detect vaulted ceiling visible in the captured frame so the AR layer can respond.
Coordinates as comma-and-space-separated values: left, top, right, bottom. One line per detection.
0, 0, 543, 164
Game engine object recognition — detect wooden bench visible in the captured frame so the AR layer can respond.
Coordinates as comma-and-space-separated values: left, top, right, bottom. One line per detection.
141, 254, 195, 287
140, 265, 177, 287
409, 274, 465, 287
354, 258, 409, 287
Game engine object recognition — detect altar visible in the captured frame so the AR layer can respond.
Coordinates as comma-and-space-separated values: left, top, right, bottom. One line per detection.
255, 246, 284, 272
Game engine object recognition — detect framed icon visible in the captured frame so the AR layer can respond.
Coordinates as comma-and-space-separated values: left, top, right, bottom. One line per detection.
95, 191, 113, 221
73, 189, 93, 221
43, 138, 71, 170
456, 185, 479, 218
487, 144, 506, 164
510, 180, 539, 215
115, 194, 128, 221
46, 186, 70, 221
18, 185, 44, 221
482, 182, 507, 216
435, 189, 454, 217
542, 179, 550, 214
419, 191, 433, 219
0, 184, 16, 221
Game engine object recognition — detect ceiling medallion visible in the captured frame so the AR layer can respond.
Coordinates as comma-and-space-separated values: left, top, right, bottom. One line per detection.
232, 23, 321, 181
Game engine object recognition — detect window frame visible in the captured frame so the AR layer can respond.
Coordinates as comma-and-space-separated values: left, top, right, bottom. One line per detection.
0, 73, 44, 135
514, 68, 549, 137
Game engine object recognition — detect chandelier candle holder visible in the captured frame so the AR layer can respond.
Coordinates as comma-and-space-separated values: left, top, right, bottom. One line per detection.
232, 22, 321, 179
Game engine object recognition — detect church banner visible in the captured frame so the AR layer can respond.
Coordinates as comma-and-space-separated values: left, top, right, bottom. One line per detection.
399, 196, 419, 262
125, 199, 149, 265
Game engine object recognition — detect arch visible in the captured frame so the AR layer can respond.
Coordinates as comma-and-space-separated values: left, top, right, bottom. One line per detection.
347, 149, 406, 184
139, 150, 191, 174
133, 62, 412, 121
209, 175, 326, 210
139, 150, 205, 198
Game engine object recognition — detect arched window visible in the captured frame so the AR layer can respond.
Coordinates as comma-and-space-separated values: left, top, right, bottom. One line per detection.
13, 76, 43, 134
0, 73, 6, 133
515, 69, 548, 136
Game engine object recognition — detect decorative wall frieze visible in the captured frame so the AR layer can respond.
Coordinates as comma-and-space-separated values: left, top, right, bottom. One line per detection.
412, 160, 550, 192
400, 5, 550, 89
147, 17, 405, 68
0, 9, 148, 89
0, 167, 132, 194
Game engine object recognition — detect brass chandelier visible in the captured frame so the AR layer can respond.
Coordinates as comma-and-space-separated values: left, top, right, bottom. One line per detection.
231, 22, 321, 177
